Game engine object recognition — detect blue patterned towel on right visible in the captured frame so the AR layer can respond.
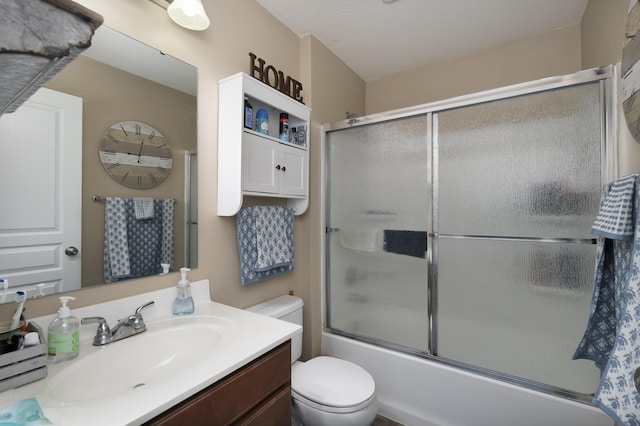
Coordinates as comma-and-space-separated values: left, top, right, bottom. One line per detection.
573, 174, 640, 426
591, 174, 637, 240
236, 206, 294, 285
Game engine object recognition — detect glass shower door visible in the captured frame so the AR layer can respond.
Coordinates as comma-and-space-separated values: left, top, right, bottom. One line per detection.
433, 82, 603, 394
326, 115, 430, 352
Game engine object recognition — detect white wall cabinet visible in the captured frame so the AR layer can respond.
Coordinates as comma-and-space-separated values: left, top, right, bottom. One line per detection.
218, 72, 311, 216
243, 132, 307, 196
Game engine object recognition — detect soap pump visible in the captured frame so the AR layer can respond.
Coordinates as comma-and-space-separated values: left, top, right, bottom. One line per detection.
47, 296, 79, 363
172, 267, 194, 315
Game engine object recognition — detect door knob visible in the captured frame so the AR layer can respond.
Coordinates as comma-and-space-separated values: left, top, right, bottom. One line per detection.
65, 246, 79, 256
282, 166, 286, 172
275, 165, 281, 170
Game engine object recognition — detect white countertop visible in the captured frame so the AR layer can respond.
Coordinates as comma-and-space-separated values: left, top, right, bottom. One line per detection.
0, 280, 301, 425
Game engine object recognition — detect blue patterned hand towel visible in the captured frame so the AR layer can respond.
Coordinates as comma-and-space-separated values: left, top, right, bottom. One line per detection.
254, 206, 294, 271
104, 197, 131, 281
573, 174, 640, 426
236, 206, 294, 285
104, 198, 175, 283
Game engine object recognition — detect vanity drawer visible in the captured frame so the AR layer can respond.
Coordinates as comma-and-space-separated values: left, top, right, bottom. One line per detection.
145, 340, 291, 425
237, 384, 291, 426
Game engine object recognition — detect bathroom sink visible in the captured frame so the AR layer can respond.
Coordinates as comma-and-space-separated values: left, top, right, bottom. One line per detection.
47, 316, 233, 403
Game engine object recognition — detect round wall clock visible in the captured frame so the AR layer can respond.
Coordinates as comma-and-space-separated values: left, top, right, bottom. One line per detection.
99, 121, 172, 189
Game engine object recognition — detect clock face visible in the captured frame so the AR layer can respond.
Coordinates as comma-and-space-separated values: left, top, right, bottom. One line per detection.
99, 121, 172, 189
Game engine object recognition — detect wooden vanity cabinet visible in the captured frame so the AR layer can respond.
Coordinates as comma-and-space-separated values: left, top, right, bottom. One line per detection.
144, 341, 291, 426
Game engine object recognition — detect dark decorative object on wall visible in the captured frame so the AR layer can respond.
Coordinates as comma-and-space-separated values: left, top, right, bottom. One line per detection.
248, 52, 304, 104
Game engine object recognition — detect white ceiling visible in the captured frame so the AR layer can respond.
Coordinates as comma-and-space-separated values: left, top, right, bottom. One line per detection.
256, 0, 589, 81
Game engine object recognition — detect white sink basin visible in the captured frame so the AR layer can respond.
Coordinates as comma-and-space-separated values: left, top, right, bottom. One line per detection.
47, 316, 233, 403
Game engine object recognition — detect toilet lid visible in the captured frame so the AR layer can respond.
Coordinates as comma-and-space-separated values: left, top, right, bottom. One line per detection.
292, 356, 375, 408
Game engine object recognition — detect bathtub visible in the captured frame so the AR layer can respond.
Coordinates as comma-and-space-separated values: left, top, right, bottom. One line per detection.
321, 332, 612, 426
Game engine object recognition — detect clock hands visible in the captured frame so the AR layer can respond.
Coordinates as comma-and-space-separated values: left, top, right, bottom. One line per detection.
137, 140, 144, 163
135, 123, 144, 164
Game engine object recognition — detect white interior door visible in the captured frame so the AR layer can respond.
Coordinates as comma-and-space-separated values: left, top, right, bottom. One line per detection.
0, 87, 82, 299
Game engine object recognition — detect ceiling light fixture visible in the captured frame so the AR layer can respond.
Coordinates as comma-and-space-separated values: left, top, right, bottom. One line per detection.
150, 0, 210, 31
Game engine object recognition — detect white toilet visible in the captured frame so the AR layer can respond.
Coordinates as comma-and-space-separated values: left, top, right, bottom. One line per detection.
246, 295, 379, 426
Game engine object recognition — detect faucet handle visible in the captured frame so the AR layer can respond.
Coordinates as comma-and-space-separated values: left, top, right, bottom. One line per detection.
135, 300, 155, 315
127, 301, 155, 331
81, 316, 113, 346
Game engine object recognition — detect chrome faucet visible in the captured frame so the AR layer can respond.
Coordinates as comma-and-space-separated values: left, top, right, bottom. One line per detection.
81, 301, 155, 346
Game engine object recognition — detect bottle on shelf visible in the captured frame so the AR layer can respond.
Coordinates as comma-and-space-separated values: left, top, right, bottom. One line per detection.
279, 112, 289, 142
256, 108, 269, 135
244, 96, 253, 129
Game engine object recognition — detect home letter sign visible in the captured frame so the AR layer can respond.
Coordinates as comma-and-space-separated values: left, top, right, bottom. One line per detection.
249, 52, 304, 104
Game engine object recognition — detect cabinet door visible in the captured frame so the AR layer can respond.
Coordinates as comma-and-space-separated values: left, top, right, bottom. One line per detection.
278, 144, 307, 197
243, 132, 278, 194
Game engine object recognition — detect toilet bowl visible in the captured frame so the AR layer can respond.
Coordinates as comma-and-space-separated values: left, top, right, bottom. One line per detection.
291, 356, 378, 426
246, 295, 378, 426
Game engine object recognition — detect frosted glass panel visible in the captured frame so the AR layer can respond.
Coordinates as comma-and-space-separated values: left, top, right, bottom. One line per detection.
435, 237, 601, 393
326, 116, 429, 352
324, 71, 610, 401
436, 83, 602, 239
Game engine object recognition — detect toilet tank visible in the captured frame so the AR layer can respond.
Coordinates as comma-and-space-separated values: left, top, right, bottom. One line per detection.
246, 295, 303, 363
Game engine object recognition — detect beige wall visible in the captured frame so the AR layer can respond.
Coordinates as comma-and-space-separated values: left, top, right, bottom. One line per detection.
301, 35, 366, 358
5, 0, 637, 365
365, 25, 582, 114
4, 0, 311, 330
45, 56, 196, 287
581, 0, 640, 175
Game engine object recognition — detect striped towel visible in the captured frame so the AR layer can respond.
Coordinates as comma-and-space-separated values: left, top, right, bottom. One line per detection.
591, 174, 639, 240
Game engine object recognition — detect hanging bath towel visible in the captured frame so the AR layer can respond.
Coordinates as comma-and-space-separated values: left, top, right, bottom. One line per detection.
104, 198, 175, 282
160, 198, 175, 269
573, 173, 640, 426
236, 206, 294, 285
104, 197, 131, 282
125, 198, 163, 279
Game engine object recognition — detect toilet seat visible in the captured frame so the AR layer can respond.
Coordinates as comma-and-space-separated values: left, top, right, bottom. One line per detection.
292, 389, 377, 414
291, 356, 376, 414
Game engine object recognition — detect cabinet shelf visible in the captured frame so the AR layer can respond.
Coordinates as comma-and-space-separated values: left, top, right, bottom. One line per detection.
243, 129, 308, 151
218, 72, 311, 216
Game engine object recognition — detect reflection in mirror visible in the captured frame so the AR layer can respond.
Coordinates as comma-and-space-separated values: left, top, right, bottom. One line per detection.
0, 26, 198, 302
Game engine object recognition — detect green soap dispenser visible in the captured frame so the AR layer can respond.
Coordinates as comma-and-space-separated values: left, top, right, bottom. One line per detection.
47, 296, 79, 363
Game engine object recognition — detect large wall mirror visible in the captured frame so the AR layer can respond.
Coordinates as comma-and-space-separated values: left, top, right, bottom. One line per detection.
0, 26, 198, 303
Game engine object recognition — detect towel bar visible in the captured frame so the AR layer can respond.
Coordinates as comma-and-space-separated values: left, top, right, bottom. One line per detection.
92, 195, 176, 203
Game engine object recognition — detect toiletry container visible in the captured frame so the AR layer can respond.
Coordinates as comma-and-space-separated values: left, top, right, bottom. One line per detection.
246, 295, 378, 426
172, 267, 194, 315
244, 96, 253, 129
279, 112, 289, 141
256, 108, 269, 135
47, 296, 79, 363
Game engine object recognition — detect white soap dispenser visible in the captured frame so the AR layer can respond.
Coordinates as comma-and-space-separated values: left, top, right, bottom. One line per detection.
172, 267, 194, 315
47, 296, 79, 363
